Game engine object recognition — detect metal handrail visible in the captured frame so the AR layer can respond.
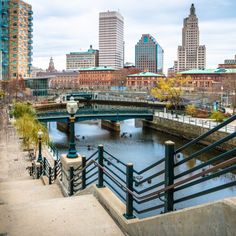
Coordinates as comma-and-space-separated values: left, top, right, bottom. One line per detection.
175, 131, 236, 167
69, 155, 236, 204
134, 158, 165, 175
175, 114, 236, 154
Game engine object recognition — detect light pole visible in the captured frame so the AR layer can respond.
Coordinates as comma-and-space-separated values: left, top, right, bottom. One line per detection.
67, 96, 78, 159
37, 129, 43, 163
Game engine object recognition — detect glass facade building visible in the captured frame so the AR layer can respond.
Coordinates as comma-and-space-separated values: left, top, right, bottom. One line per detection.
135, 34, 164, 74
0, 0, 33, 81
24, 77, 50, 96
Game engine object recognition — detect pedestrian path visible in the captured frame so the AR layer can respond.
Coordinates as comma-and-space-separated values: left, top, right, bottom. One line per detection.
0, 108, 124, 236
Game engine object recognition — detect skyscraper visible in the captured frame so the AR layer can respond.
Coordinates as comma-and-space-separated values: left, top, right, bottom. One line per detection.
135, 34, 164, 73
0, 0, 33, 81
99, 11, 124, 70
174, 4, 206, 72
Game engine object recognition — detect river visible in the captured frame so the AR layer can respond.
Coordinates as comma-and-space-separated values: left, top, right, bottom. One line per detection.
48, 119, 236, 217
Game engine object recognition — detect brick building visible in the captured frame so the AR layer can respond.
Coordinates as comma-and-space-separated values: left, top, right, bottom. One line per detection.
179, 68, 236, 92
126, 72, 164, 90
37, 71, 80, 90
79, 66, 115, 89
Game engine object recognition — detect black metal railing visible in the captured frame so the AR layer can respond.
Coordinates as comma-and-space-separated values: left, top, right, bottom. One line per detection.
27, 114, 236, 219
66, 115, 236, 219
27, 156, 61, 184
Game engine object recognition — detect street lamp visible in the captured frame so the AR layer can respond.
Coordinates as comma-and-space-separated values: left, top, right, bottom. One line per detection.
37, 129, 43, 162
67, 96, 78, 158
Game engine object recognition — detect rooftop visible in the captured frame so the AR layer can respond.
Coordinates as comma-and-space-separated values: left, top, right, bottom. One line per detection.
180, 68, 236, 75
79, 66, 115, 71
128, 72, 164, 77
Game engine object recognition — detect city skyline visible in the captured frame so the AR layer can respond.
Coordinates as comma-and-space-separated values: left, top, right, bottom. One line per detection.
26, 0, 236, 73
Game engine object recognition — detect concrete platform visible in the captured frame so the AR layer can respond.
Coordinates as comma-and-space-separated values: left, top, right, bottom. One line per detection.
0, 194, 125, 236
0, 181, 63, 205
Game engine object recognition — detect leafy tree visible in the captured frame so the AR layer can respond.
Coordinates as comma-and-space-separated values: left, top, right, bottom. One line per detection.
12, 102, 36, 119
151, 76, 191, 111
210, 111, 225, 122
186, 104, 197, 117
12, 102, 49, 152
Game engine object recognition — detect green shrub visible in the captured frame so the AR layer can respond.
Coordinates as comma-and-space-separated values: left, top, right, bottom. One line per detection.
186, 104, 197, 117
210, 111, 225, 122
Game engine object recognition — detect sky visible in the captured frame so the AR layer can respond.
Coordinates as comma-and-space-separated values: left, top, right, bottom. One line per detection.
27, 0, 236, 74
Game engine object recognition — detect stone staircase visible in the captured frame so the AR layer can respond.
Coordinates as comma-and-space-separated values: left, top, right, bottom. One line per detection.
0, 121, 124, 236
0, 178, 124, 236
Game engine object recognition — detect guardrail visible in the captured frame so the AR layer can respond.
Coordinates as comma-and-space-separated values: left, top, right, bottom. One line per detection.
155, 111, 236, 133
28, 114, 236, 219
67, 131, 236, 218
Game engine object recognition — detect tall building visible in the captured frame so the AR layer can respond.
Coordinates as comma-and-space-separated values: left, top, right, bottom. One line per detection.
135, 34, 164, 73
66, 45, 99, 70
99, 11, 124, 70
174, 4, 206, 72
0, 0, 33, 80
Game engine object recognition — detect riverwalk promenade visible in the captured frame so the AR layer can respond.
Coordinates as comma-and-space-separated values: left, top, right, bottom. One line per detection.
0, 108, 124, 236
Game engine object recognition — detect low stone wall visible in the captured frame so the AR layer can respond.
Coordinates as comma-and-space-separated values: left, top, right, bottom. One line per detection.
77, 185, 236, 236
143, 117, 236, 151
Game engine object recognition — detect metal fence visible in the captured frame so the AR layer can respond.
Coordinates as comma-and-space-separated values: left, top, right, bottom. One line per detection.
155, 111, 236, 134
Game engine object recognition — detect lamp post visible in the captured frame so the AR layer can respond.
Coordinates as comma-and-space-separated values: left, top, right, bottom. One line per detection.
67, 96, 78, 159
37, 129, 43, 163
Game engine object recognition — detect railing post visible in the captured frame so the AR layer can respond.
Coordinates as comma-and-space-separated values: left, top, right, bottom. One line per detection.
36, 164, 40, 179
39, 163, 43, 177
54, 160, 57, 181
49, 166, 52, 185
164, 141, 175, 213
69, 166, 74, 196
81, 155, 86, 190
97, 145, 104, 188
124, 163, 135, 219
43, 157, 46, 176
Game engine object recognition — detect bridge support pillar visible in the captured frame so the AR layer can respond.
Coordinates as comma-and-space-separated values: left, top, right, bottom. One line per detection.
101, 120, 120, 132
57, 122, 70, 134
60, 154, 82, 196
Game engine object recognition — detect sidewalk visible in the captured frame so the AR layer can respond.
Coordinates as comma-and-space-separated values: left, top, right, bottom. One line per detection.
0, 108, 31, 182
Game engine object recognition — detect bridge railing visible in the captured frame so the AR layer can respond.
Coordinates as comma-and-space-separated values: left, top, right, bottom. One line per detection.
36, 108, 155, 120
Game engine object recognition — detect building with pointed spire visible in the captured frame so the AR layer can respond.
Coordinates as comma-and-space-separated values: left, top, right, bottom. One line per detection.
46, 57, 57, 73
174, 3, 206, 73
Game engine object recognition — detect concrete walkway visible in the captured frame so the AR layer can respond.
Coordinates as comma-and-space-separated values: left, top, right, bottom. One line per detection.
0, 107, 124, 236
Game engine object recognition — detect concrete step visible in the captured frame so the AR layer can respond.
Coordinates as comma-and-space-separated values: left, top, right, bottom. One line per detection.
0, 183, 63, 205
0, 194, 124, 236
0, 179, 44, 191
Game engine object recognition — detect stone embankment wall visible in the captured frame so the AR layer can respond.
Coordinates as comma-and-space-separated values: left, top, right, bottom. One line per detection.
143, 117, 236, 151
101, 120, 120, 132
57, 122, 69, 133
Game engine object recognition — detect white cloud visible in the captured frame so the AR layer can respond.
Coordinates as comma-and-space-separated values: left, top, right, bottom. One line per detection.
27, 0, 236, 73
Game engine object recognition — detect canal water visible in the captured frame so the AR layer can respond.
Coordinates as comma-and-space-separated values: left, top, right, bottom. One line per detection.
49, 119, 236, 217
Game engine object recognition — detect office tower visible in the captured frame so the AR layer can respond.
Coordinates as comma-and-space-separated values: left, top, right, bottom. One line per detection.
174, 3, 206, 72
66, 45, 99, 70
99, 11, 124, 70
135, 34, 164, 73
0, 0, 33, 80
